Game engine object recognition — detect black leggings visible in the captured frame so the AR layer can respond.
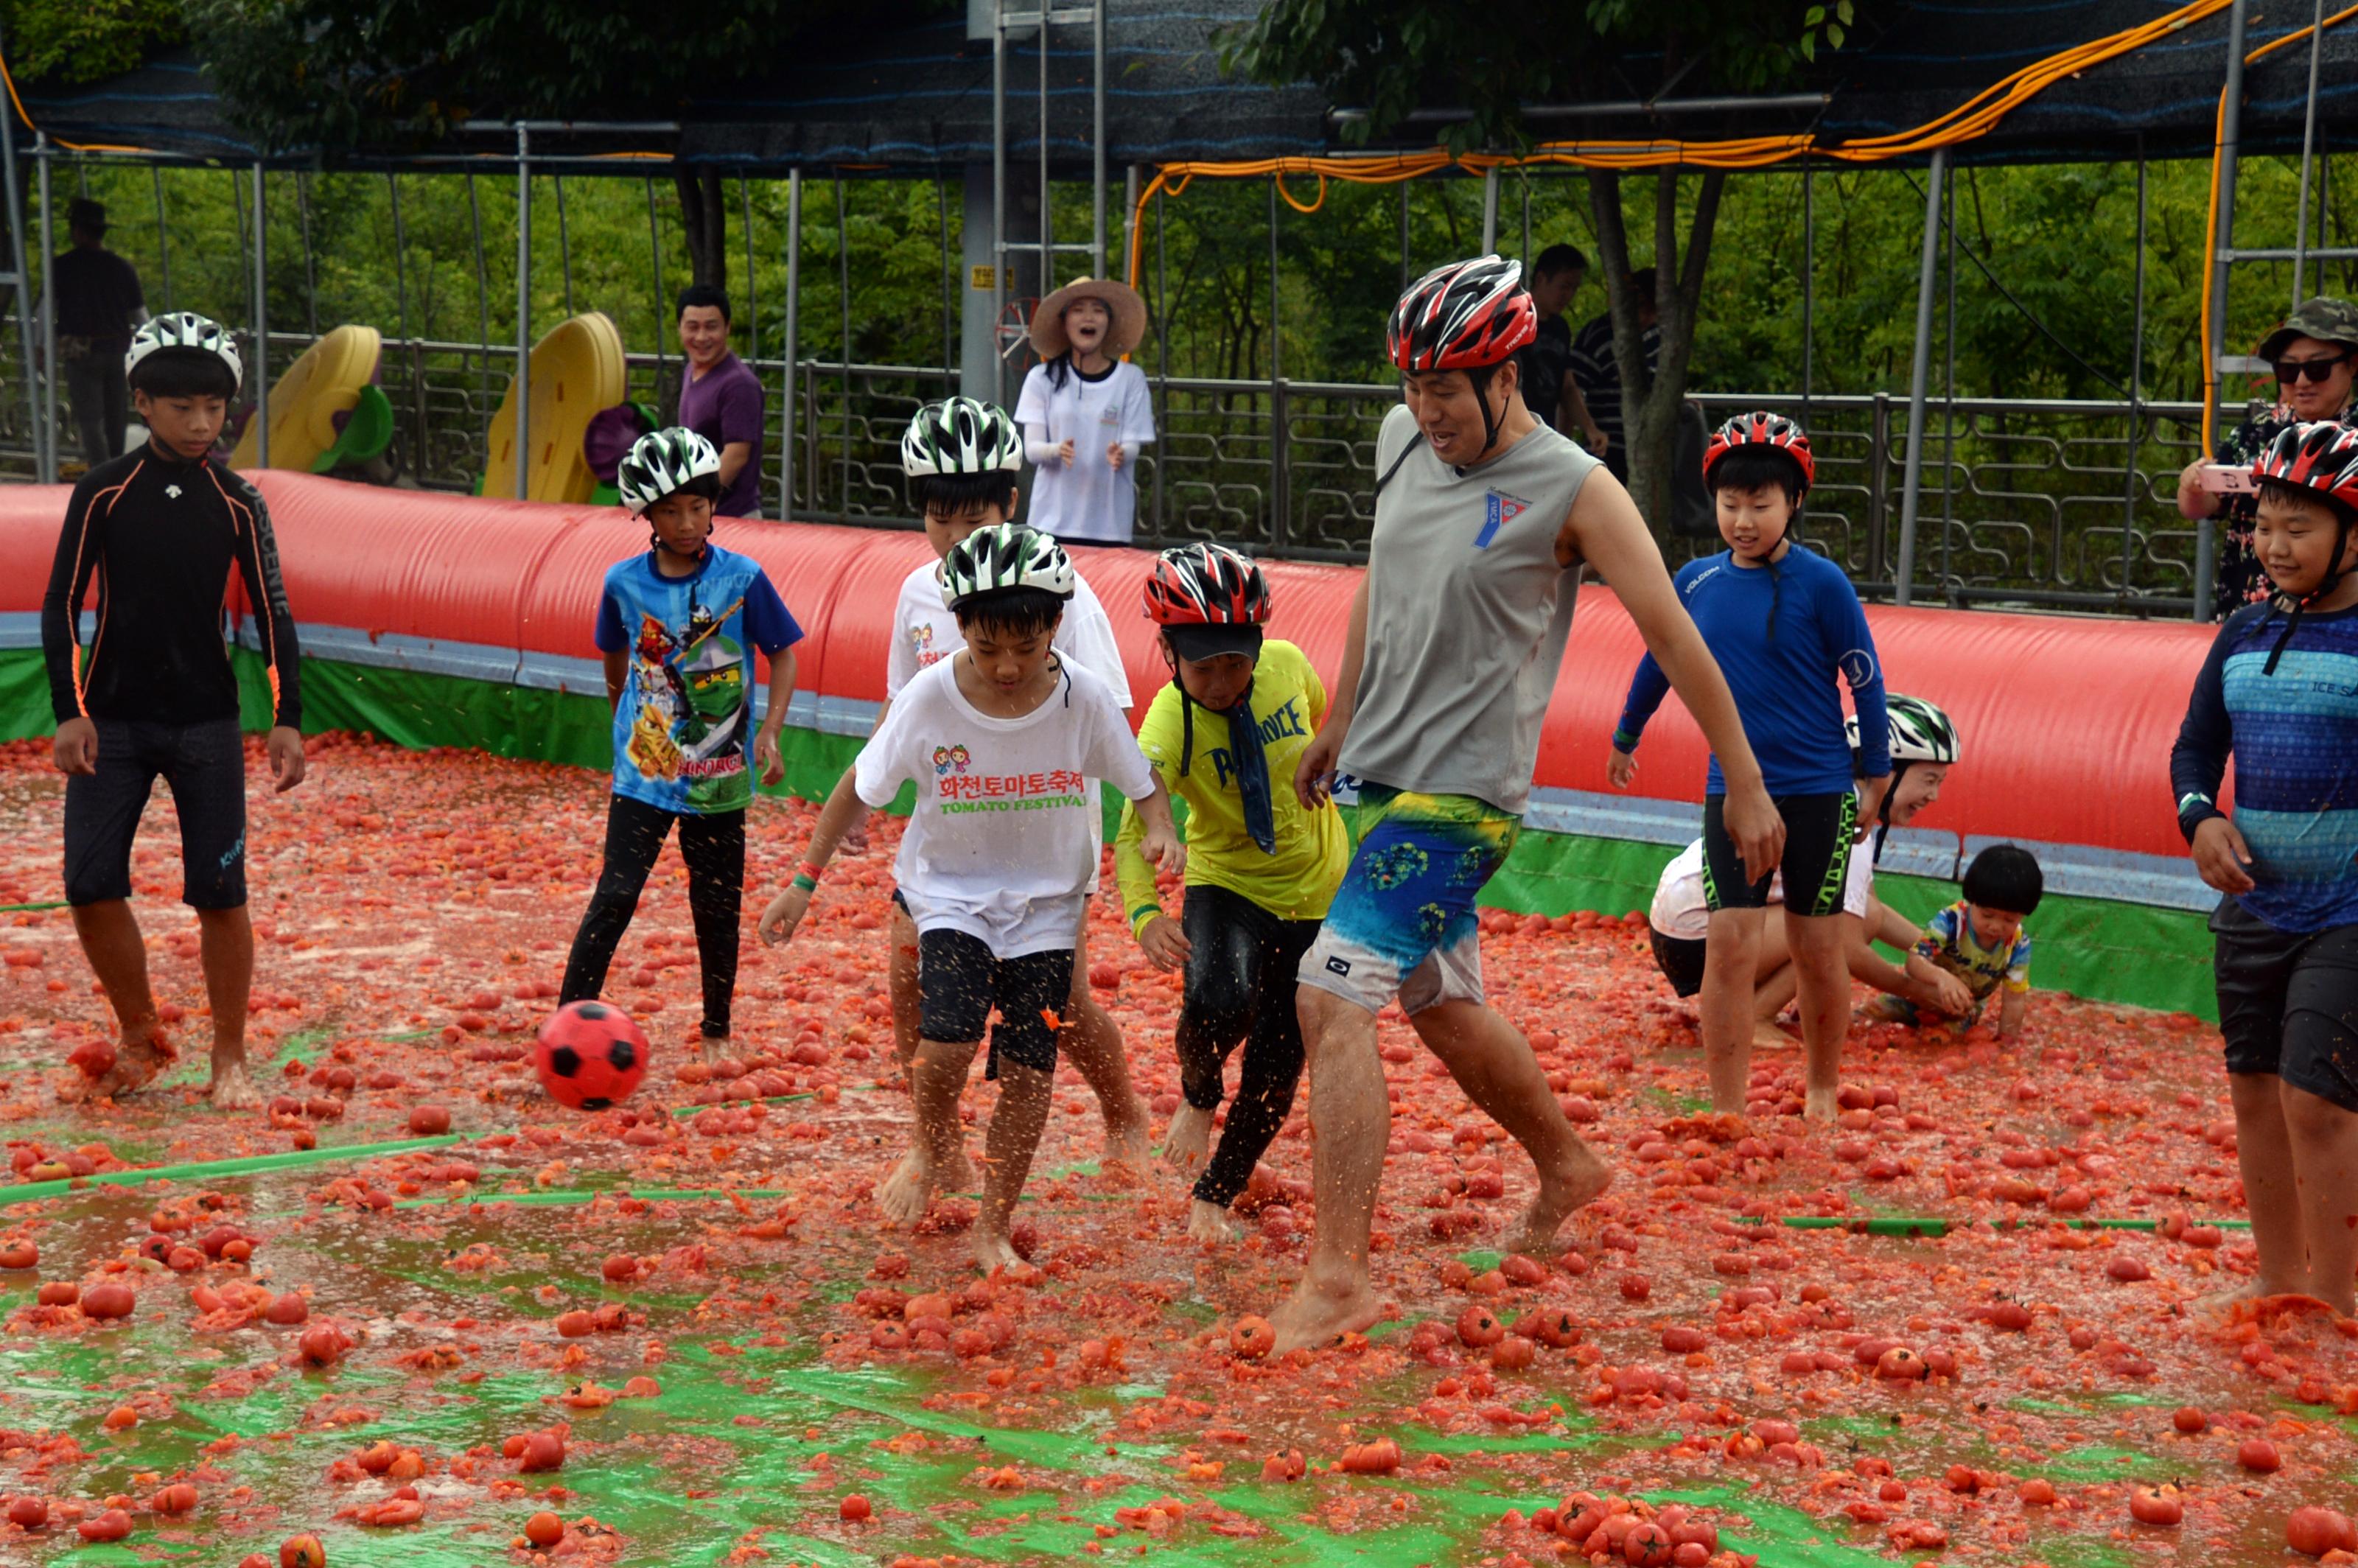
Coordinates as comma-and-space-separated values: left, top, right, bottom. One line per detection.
561, 795, 745, 1039
1177, 884, 1322, 1208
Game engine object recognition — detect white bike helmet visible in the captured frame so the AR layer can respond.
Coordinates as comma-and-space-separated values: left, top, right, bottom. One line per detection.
1847, 693, 1962, 766
901, 396, 1022, 477
124, 312, 243, 394
940, 522, 1074, 610
617, 427, 722, 515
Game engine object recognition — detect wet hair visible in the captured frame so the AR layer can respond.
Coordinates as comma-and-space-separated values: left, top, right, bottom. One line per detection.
676, 284, 732, 323
953, 585, 1068, 643
2256, 475, 2358, 532
1708, 445, 1808, 503
1962, 843, 2044, 917
1533, 243, 1588, 279
129, 353, 237, 402
911, 470, 1019, 517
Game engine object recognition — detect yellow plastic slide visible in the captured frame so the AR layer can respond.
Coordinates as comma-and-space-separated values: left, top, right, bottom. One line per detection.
228, 324, 382, 472
483, 312, 629, 504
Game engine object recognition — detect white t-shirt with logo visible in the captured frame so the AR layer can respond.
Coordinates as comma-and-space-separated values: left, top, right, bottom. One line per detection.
856, 657, 1156, 959
1015, 360, 1156, 544
1648, 833, 1875, 942
885, 559, 1131, 707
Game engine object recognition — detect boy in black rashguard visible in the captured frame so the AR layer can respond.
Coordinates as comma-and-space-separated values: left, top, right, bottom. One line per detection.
41, 312, 306, 1110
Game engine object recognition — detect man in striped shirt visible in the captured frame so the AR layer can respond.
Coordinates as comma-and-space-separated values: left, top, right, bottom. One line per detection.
1567, 265, 1662, 485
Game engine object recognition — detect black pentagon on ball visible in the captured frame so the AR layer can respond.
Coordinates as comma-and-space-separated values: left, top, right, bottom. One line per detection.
581, 1096, 614, 1110
608, 1039, 637, 1072
547, 1045, 584, 1077
577, 1001, 610, 1021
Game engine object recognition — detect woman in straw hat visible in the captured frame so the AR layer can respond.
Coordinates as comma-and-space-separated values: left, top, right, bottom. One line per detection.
1016, 277, 1156, 545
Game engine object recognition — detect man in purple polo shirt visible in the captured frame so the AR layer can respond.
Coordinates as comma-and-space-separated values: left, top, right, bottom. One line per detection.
675, 284, 766, 518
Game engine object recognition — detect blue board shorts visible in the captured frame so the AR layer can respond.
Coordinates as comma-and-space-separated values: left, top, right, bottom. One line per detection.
1298, 785, 1519, 1016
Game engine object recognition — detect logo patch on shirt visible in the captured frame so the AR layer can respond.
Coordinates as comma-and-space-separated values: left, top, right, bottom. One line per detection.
164, 484, 182, 500
931, 744, 971, 777
1475, 491, 1530, 550
1839, 648, 1878, 687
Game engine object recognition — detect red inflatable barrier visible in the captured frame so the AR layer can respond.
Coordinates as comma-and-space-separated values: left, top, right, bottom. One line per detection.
0, 472, 2215, 860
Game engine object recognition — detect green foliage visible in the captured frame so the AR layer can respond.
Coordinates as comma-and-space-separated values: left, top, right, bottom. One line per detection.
187, 0, 897, 153
1217, 0, 1855, 150
0, 0, 184, 88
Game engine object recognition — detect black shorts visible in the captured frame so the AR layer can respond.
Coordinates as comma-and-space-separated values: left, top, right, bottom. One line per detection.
1181, 883, 1323, 1021
915, 928, 1073, 1077
2211, 900, 2358, 1113
1648, 925, 1707, 998
64, 717, 248, 909
1702, 791, 1855, 917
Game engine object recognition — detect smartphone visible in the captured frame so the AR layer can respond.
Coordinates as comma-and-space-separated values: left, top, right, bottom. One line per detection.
2199, 463, 2257, 495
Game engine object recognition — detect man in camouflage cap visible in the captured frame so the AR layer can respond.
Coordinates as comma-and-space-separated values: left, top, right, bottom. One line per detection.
2179, 296, 2358, 618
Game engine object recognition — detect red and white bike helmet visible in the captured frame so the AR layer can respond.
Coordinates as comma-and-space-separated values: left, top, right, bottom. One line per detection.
1385, 256, 1536, 465
2248, 420, 2358, 671
1702, 411, 1816, 492
1144, 542, 1270, 662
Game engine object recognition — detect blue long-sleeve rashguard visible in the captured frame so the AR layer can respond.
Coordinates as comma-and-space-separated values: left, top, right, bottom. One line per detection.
1614, 542, 1890, 794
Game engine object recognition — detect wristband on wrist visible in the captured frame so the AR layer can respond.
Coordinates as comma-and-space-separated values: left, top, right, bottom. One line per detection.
797, 860, 824, 882
1612, 728, 1641, 753
791, 873, 818, 893
1130, 905, 1163, 941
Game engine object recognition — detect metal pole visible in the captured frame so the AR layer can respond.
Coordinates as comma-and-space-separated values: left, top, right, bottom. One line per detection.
1480, 166, 1499, 253
1091, 0, 1106, 279
388, 172, 410, 341
1521, 169, 1531, 270
742, 178, 758, 368
2294, 0, 2326, 306
2124, 153, 2148, 597
940, 176, 956, 379
993, 0, 1007, 404
2198, 0, 2251, 618
1, 96, 42, 481
1800, 163, 1813, 419
1269, 175, 1287, 552
783, 168, 800, 517
36, 137, 55, 481
837, 172, 853, 517
1894, 147, 1948, 606
1399, 181, 1411, 290
152, 165, 172, 313
556, 173, 575, 318
1038, 0, 1052, 295
466, 173, 491, 426
516, 125, 531, 500
253, 163, 270, 468
1153, 182, 1167, 543
296, 172, 318, 337
646, 178, 667, 400
1939, 164, 1956, 598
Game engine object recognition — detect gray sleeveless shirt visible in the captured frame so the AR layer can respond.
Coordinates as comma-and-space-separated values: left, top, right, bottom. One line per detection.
1338, 403, 1599, 816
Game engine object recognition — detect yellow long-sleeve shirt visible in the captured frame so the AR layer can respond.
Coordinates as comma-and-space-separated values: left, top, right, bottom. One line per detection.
1114, 639, 1349, 934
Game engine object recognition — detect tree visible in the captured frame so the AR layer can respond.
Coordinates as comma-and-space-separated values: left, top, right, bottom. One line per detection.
189, 0, 898, 295
1217, 0, 1877, 532
0, 0, 183, 88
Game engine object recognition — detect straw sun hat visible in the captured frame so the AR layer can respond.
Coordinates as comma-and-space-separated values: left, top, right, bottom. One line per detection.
1028, 276, 1150, 360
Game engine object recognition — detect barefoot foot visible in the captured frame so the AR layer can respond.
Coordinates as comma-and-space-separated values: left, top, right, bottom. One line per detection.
1161, 1104, 1213, 1176
1751, 1020, 1798, 1051
207, 1059, 261, 1110
1187, 1197, 1241, 1243
1803, 1085, 1839, 1121
877, 1152, 938, 1224
1102, 1096, 1152, 1169
700, 1034, 731, 1067
71, 1034, 174, 1105
1268, 1269, 1383, 1354
971, 1228, 1024, 1273
2188, 1276, 2287, 1322
1506, 1135, 1614, 1256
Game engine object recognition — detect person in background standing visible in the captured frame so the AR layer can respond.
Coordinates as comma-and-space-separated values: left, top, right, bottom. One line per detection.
42, 200, 148, 470
2177, 297, 2358, 621
1519, 244, 1607, 452
674, 285, 766, 519
1016, 277, 1155, 545
1568, 265, 1662, 486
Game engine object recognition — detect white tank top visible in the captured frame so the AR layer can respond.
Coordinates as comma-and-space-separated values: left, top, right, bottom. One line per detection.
1338, 404, 1600, 816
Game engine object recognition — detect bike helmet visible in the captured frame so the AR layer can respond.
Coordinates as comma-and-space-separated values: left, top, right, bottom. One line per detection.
1846, 693, 1960, 767
900, 396, 1022, 477
617, 427, 722, 516
124, 312, 242, 396
2248, 420, 2358, 673
940, 522, 1074, 609
1703, 411, 1815, 492
1145, 542, 1271, 663
1386, 256, 1536, 468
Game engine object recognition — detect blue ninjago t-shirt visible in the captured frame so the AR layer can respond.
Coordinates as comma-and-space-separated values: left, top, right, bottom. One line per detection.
592, 542, 802, 815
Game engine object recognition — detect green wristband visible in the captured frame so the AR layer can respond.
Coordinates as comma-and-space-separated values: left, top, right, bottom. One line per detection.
791, 873, 818, 893
1130, 905, 1163, 941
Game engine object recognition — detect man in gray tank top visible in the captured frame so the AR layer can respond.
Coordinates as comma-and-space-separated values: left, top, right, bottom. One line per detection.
1270, 256, 1785, 1354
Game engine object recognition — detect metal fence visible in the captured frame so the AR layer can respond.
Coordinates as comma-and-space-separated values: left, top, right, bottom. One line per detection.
0, 331, 2211, 617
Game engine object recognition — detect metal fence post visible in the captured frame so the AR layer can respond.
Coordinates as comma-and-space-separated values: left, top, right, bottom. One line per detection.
515, 125, 531, 500
2123, 153, 2147, 597
1868, 391, 1891, 585
783, 168, 801, 518
37, 136, 55, 481
253, 163, 270, 469
1894, 148, 1948, 606
1268, 176, 1287, 551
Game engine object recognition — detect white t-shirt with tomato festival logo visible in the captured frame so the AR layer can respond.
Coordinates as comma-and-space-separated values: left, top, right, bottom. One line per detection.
885, 558, 1130, 707
855, 655, 1155, 958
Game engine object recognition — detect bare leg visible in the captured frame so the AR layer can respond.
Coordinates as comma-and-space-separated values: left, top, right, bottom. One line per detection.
973, 1059, 1054, 1273
1413, 998, 1612, 1253
1784, 910, 1850, 1121
1057, 931, 1150, 1167
195, 906, 259, 1108
2281, 1081, 2358, 1316
879, 1035, 979, 1224
1268, 986, 1390, 1353
1699, 907, 1766, 1114
886, 906, 922, 1074
66, 900, 171, 1101
1751, 919, 1801, 1049
2198, 1072, 2312, 1314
